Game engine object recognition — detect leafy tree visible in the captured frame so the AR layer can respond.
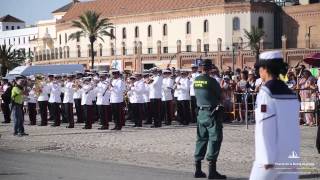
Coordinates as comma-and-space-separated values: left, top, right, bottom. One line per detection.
244, 26, 265, 64
0, 45, 25, 76
69, 10, 114, 69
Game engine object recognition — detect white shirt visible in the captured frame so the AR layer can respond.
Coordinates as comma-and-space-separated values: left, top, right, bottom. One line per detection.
254, 86, 300, 167
190, 72, 200, 96
161, 77, 174, 101
63, 81, 74, 103
81, 84, 96, 105
48, 82, 62, 103
37, 82, 50, 101
110, 78, 125, 103
174, 76, 181, 98
95, 81, 111, 105
177, 77, 191, 101
143, 82, 150, 103
28, 89, 37, 103
129, 79, 145, 104
149, 75, 163, 99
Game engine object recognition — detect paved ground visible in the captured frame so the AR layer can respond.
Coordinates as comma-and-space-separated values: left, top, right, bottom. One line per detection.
0, 117, 319, 179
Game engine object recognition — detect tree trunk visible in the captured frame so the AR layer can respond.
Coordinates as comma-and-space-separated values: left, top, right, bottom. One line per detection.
255, 49, 260, 65
1, 65, 7, 77
90, 42, 94, 70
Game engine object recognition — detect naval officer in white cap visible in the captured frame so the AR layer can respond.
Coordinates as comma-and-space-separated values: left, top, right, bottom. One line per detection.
249, 51, 301, 180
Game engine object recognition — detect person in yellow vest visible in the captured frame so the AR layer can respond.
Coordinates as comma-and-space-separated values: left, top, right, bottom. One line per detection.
11, 78, 28, 137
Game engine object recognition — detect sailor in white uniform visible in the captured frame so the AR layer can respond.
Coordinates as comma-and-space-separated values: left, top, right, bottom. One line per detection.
95, 72, 111, 130
161, 70, 174, 125
190, 64, 200, 123
48, 75, 62, 127
249, 51, 300, 180
63, 75, 75, 128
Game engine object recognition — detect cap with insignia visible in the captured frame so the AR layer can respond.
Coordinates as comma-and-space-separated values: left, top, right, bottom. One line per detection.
255, 50, 283, 68
162, 69, 172, 74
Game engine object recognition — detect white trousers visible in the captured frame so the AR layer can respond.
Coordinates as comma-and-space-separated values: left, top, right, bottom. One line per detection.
249, 162, 298, 180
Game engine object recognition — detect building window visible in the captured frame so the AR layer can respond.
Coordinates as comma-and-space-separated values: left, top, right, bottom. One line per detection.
76, 34, 80, 42
148, 25, 152, 37
148, 48, 153, 54
6, 26, 9, 30
59, 47, 63, 59
204, 44, 209, 52
163, 24, 168, 36
110, 29, 114, 40
186, 22, 191, 34
163, 47, 168, 53
204, 20, 209, 33
99, 44, 103, 56
258, 17, 264, 29
66, 46, 70, 58
23, 37, 25, 44
122, 28, 126, 39
110, 43, 115, 56
59, 34, 62, 45
18, 38, 20, 44
122, 47, 127, 55
77, 45, 81, 57
233, 17, 240, 31
135, 26, 139, 38
11, 26, 14, 30
65, 33, 68, 44
186, 45, 192, 52
17, 26, 20, 29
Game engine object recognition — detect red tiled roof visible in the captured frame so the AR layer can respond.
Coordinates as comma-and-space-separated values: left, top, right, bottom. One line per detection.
62, 0, 226, 21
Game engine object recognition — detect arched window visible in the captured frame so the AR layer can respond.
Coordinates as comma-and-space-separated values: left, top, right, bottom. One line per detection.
55, 48, 58, 59
163, 24, 168, 36
186, 21, 191, 34
135, 26, 139, 38
59, 34, 62, 45
59, 47, 63, 59
99, 44, 103, 56
258, 17, 264, 29
233, 17, 240, 31
65, 33, 68, 44
66, 46, 70, 58
122, 28, 126, 39
110, 43, 115, 56
110, 29, 114, 40
204, 20, 209, 33
77, 45, 81, 58
148, 25, 152, 37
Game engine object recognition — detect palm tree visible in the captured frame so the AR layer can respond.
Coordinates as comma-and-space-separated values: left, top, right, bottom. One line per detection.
0, 45, 24, 76
244, 26, 265, 64
69, 10, 114, 69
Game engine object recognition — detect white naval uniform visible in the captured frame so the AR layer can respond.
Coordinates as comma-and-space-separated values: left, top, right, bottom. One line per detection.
161, 77, 174, 101
174, 76, 181, 98
129, 79, 145, 104
176, 77, 191, 101
143, 82, 150, 103
250, 85, 300, 180
110, 79, 125, 103
96, 81, 111, 106
63, 81, 74, 104
149, 75, 163, 99
190, 72, 200, 97
48, 82, 62, 103
37, 83, 50, 102
81, 84, 96, 105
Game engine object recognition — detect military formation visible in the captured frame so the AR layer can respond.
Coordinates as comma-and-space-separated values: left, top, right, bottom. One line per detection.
0, 66, 205, 131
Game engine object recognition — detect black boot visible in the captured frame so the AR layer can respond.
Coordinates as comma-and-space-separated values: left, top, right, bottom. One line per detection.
208, 161, 226, 179
194, 161, 206, 178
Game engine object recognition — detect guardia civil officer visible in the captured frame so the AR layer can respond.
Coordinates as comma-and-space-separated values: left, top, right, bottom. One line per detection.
249, 51, 300, 180
193, 59, 226, 179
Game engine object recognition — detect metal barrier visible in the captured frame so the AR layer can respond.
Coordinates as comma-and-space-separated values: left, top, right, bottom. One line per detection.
296, 89, 318, 126
225, 89, 319, 128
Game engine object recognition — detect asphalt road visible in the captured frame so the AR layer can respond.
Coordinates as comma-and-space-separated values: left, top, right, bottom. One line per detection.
0, 150, 198, 180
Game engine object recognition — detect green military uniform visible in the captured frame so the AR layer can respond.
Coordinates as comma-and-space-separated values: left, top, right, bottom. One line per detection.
194, 74, 223, 162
